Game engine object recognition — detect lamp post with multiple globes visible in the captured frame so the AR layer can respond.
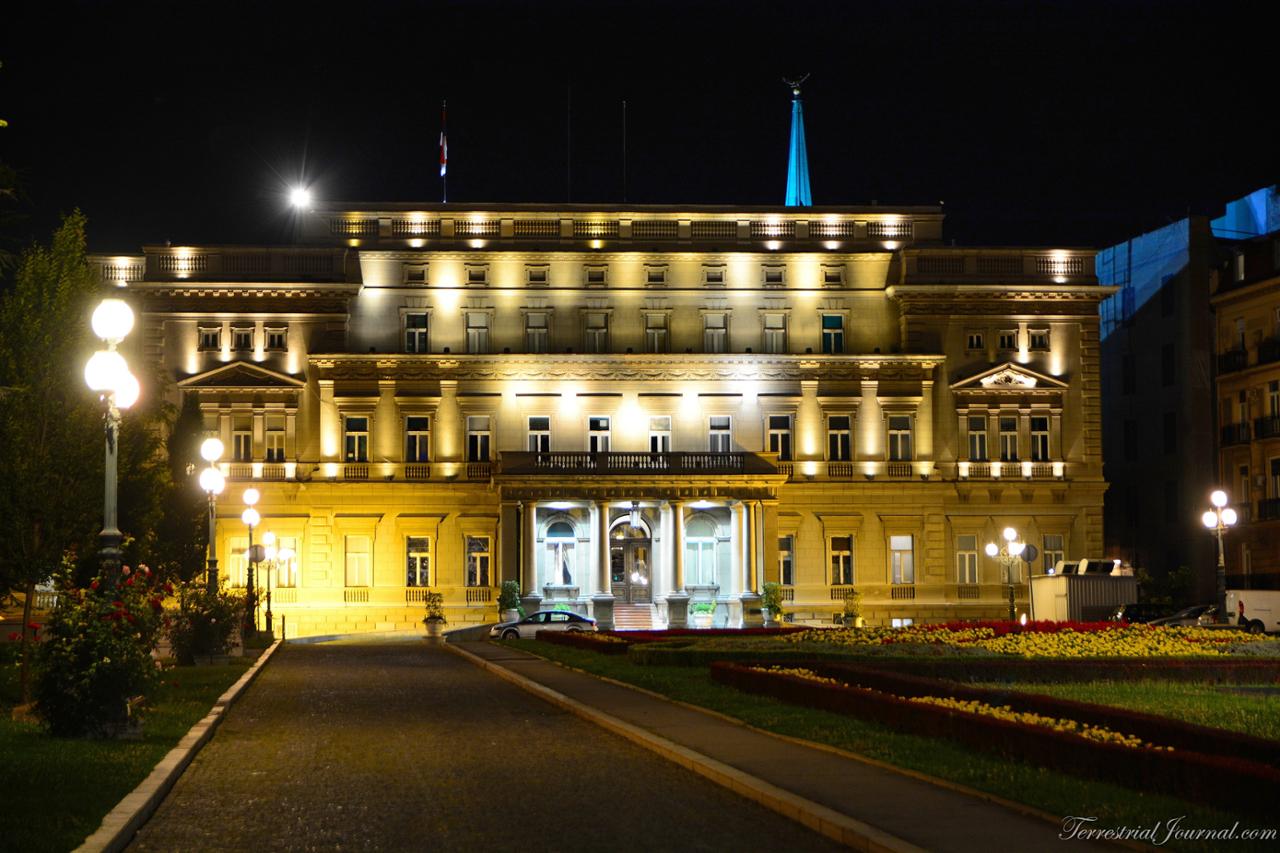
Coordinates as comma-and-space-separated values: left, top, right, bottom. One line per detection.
985, 527, 1026, 622
259, 532, 293, 637
83, 298, 140, 585
197, 438, 225, 592
1202, 489, 1238, 623
241, 488, 261, 637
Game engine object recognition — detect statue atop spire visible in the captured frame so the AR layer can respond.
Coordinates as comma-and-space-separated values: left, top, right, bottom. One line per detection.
783, 75, 812, 207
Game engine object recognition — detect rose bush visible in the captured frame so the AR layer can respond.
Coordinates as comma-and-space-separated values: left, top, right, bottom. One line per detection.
166, 578, 244, 665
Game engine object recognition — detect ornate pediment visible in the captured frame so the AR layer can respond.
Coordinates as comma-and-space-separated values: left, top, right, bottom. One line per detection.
950, 362, 1068, 392
178, 362, 306, 391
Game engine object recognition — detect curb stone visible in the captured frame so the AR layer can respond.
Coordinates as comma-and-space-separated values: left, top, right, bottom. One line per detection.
448, 642, 922, 853
74, 639, 285, 853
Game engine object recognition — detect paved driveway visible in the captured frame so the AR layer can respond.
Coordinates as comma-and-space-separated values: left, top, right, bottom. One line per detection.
130, 638, 845, 852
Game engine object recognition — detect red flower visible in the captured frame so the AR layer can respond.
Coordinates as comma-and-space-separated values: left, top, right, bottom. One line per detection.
163, 582, 174, 594
6, 632, 20, 642
90, 579, 100, 590
112, 600, 124, 608
121, 565, 131, 576
124, 577, 134, 586
27, 622, 41, 631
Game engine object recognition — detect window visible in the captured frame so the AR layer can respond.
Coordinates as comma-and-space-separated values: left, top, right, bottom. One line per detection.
232, 326, 253, 351
821, 265, 844, 287
275, 535, 299, 587
1269, 380, 1279, 417
1028, 329, 1050, 350
998, 416, 1018, 462
830, 536, 854, 585
1161, 343, 1175, 386
997, 330, 1017, 350
1123, 419, 1138, 461
968, 416, 988, 461
466, 416, 490, 462
644, 314, 668, 353
265, 422, 285, 462
762, 266, 785, 287
404, 312, 429, 353
966, 331, 985, 351
265, 326, 287, 351
525, 312, 549, 353
465, 264, 488, 287
1031, 415, 1050, 462
891, 617, 914, 628
1271, 458, 1280, 499
1239, 464, 1251, 504
232, 429, 252, 462
527, 416, 551, 452
703, 313, 727, 353
762, 313, 787, 354
1235, 252, 1246, 282
702, 266, 726, 287
588, 416, 610, 452
227, 536, 249, 587
887, 416, 912, 461
821, 314, 844, 354
406, 537, 431, 586
584, 265, 607, 287
584, 312, 609, 353
404, 263, 427, 285
649, 416, 672, 452
1236, 317, 1247, 350
545, 521, 576, 585
685, 516, 719, 586
405, 416, 430, 462
1162, 411, 1176, 455
345, 535, 371, 587
1043, 534, 1064, 575
779, 535, 795, 586
344, 416, 369, 462
198, 326, 221, 351
466, 536, 491, 587
466, 312, 490, 354
956, 534, 977, 584
1121, 353, 1135, 395
890, 535, 914, 584
767, 414, 792, 461
1239, 390, 1249, 424
645, 266, 667, 287
827, 415, 851, 461
709, 416, 732, 452
526, 265, 549, 286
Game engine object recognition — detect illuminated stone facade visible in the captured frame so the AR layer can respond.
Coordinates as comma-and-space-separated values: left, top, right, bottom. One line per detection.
93, 204, 1109, 636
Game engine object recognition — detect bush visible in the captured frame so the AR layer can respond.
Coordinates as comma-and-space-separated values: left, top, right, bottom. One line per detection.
422, 591, 446, 624
166, 579, 244, 665
761, 582, 786, 619
34, 565, 165, 737
497, 580, 522, 614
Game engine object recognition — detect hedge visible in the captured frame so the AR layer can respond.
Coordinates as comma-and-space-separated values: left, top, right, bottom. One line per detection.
533, 630, 631, 655
849, 656, 1280, 684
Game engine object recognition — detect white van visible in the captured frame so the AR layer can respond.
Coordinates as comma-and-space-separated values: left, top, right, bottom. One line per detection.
1226, 589, 1280, 635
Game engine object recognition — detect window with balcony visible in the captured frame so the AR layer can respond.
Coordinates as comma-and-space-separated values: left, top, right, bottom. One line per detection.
649, 416, 672, 452
525, 312, 549, 353
968, 416, 988, 461
198, 326, 221, 351
527, 416, 551, 452
821, 314, 845, 354
588, 416, 610, 452
466, 536, 491, 587
767, 414, 792, 461
997, 330, 1017, 351
405, 416, 431, 462
966, 331, 984, 351
467, 416, 491, 462
344, 416, 369, 463
827, 415, 851, 461
956, 534, 977, 584
1239, 464, 1251, 505
779, 535, 795, 586
703, 313, 727, 353
762, 313, 787, 354
232, 326, 253, 351
998, 416, 1018, 462
887, 416, 912, 461
1031, 415, 1050, 461
584, 312, 609, 353
708, 416, 732, 452
406, 537, 431, 586
644, 313, 668, 353
404, 312, 429, 353
1043, 534, 1064, 574
265, 326, 287, 351
265, 421, 285, 462
232, 429, 252, 462
465, 312, 490, 354
830, 535, 854, 585
345, 535, 371, 587
890, 534, 914, 584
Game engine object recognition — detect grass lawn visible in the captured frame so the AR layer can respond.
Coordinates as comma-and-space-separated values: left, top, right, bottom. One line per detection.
506, 639, 1278, 852
0, 649, 252, 853
989, 680, 1280, 741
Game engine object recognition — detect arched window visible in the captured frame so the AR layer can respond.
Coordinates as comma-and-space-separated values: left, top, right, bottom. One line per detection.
685, 515, 719, 586
546, 520, 576, 585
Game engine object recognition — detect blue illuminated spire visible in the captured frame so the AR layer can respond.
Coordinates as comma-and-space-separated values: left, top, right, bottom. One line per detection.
784, 76, 812, 207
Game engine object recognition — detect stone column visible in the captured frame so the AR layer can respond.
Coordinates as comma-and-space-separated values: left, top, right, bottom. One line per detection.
520, 501, 542, 614
591, 501, 615, 629
729, 501, 743, 597
252, 409, 265, 463
917, 378, 934, 475
666, 500, 689, 628
738, 499, 763, 627
318, 379, 339, 462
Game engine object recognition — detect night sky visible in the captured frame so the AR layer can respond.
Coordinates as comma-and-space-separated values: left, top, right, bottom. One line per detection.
1, 0, 1275, 253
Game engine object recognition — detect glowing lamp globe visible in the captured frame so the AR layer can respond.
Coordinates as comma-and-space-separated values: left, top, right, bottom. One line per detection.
1009, 541, 1026, 556
200, 437, 225, 462
278, 547, 295, 563
1211, 490, 1228, 508
1002, 527, 1018, 542
290, 187, 312, 209
1202, 510, 1219, 529
84, 349, 128, 392
241, 507, 260, 527
984, 543, 999, 557
262, 531, 276, 547
91, 298, 134, 343
1221, 507, 1238, 526
198, 466, 225, 495
113, 371, 140, 409
243, 488, 260, 507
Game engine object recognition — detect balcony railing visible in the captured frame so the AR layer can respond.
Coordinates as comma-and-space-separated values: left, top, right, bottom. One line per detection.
1258, 337, 1280, 367
1255, 416, 1280, 440
1221, 423, 1252, 446
496, 451, 779, 476
1258, 498, 1280, 522
1218, 349, 1248, 373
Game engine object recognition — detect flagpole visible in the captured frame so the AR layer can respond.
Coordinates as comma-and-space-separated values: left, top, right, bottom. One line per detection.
441, 100, 448, 204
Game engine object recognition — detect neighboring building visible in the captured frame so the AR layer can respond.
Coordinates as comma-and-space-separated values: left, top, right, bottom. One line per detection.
94, 203, 1109, 637
1211, 231, 1280, 582
1097, 185, 1279, 600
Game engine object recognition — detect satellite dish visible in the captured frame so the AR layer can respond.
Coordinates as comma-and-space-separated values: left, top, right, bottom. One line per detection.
1022, 544, 1039, 565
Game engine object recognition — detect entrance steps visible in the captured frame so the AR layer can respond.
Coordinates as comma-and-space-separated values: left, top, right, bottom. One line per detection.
610, 603, 654, 631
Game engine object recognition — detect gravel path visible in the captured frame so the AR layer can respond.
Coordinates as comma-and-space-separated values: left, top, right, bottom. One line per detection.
129, 638, 846, 852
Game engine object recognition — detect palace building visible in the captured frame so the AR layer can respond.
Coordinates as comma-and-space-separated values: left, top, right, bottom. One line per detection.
92, 202, 1110, 637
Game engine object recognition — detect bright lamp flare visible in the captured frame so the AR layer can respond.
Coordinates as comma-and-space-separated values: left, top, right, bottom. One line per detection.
1221, 507, 1238, 526
91, 298, 134, 343
1009, 541, 1026, 556
84, 349, 128, 392
198, 467, 225, 495
241, 507, 260, 527
200, 437, 224, 462
243, 488, 260, 506
1211, 490, 1228, 508
290, 187, 312, 209
1002, 527, 1018, 542
985, 543, 1000, 557
113, 371, 140, 409
1202, 510, 1219, 529
262, 531, 276, 546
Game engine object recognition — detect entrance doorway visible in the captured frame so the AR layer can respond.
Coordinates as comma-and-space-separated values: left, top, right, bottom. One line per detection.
609, 522, 651, 603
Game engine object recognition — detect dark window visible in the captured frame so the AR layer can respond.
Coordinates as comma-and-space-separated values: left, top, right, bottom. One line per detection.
1121, 353, 1135, 395
1123, 419, 1137, 462
1162, 411, 1176, 455
1161, 344, 1176, 387
1160, 275, 1175, 317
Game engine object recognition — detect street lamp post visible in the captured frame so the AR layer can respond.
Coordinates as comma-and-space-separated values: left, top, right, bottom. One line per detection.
985, 527, 1026, 622
198, 438, 225, 592
241, 488, 261, 638
84, 298, 140, 586
1202, 490, 1238, 623
262, 531, 277, 637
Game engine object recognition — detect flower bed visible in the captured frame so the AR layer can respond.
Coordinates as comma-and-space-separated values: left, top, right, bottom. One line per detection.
848, 656, 1280, 684
711, 661, 1280, 817
607, 626, 808, 643
532, 630, 631, 655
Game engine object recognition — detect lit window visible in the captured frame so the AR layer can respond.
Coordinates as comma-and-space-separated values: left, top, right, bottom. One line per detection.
466, 312, 490, 354
232, 429, 252, 462
265, 326, 287, 351
703, 313, 728, 353
545, 521, 576, 585
345, 535, 371, 587
467, 416, 491, 462
404, 313, 429, 353
527, 416, 551, 453
1029, 329, 1050, 350
344, 416, 369, 462
685, 515, 720, 586
588, 416, 610, 452
887, 416, 912, 461
1042, 534, 1064, 575
584, 312, 609, 353
827, 415, 851, 461
956, 534, 977, 584
891, 617, 914, 628
275, 535, 298, 587
762, 313, 787, 354
890, 534, 914, 584
999, 416, 1018, 462
649, 416, 671, 453
821, 314, 844, 354
198, 326, 221, 351
232, 326, 253, 351
966, 331, 984, 351
265, 419, 285, 463
1270, 380, 1280, 417
227, 536, 249, 587
968, 416, 988, 461
525, 312, 549, 353
405, 416, 431, 462
644, 313, 668, 353
830, 536, 853, 585
1031, 416, 1050, 461
709, 416, 732, 452
767, 414, 792, 461
466, 536, 491, 587
406, 537, 431, 587
778, 535, 795, 586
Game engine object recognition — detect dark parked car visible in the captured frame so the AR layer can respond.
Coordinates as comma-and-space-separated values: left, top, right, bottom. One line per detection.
1147, 604, 1218, 627
1110, 602, 1176, 624
489, 610, 597, 640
